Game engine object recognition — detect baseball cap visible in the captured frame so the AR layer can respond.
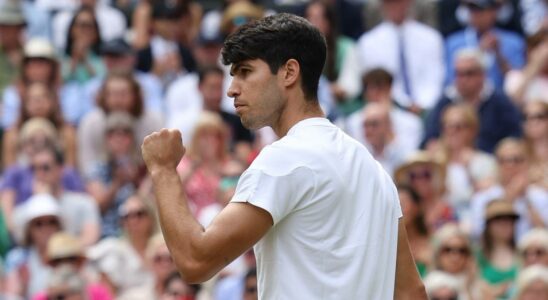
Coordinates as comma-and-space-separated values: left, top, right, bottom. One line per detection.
24, 38, 57, 60
101, 38, 133, 56
0, 0, 26, 26
462, 0, 500, 9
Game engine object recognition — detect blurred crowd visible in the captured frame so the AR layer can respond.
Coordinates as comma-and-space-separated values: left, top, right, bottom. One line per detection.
0, 0, 546, 299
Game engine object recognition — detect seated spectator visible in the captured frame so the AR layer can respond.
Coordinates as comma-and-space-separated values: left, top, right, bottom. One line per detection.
135, 1, 197, 88
160, 271, 200, 300
395, 152, 455, 233
0, 0, 25, 94
423, 271, 464, 300
518, 229, 548, 268
61, 5, 106, 84
145, 234, 177, 298
4, 194, 63, 298
432, 103, 497, 218
32, 233, 112, 300
445, 0, 525, 89
523, 100, 548, 189
505, 29, 548, 106
38, 265, 108, 300
356, 0, 445, 112
476, 200, 519, 299
470, 138, 548, 241
87, 194, 157, 298
52, 0, 127, 52
84, 38, 164, 116
78, 70, 163, 174
513, 265, 548, 300
2, 82, 77, 167
431, 224, 480, 299
85, 112, 145, 238
424, 49, 522, 153
0, 144, 84, 233
345, 68, 423, 155
397, 185, 431, 278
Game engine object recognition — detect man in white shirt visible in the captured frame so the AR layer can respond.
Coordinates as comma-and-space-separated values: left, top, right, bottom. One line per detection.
141, 13, 426, 299
357, 0, 445, 112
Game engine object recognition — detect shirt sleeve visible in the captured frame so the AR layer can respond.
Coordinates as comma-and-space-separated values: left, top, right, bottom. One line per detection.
230, 166, 316, 225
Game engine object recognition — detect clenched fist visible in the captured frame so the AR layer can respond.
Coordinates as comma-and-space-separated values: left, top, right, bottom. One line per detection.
141, 129, 186, 173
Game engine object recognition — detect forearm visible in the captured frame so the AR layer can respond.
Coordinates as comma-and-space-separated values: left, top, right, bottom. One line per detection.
150, 167, 214, 282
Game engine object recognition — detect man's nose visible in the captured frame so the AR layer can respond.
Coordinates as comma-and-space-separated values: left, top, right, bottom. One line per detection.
227, 80, 240, 98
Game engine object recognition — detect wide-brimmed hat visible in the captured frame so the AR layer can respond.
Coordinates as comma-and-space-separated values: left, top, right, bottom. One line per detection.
24, 38, 57, 61
221, 2, 264, 34
485, 199, 519, 222
0, 1, 26, 26
47, 232, 85, 262
13, 193, 62, 246
394, 151, 446, 185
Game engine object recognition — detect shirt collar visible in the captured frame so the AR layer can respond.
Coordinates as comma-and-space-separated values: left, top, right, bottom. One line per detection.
286, 117, 332, 136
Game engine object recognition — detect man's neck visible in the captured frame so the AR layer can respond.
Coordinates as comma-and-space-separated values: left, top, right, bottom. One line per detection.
270, 98, 324, 137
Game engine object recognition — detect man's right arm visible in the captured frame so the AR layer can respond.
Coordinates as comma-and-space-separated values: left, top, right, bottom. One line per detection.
394, 219, 427, 300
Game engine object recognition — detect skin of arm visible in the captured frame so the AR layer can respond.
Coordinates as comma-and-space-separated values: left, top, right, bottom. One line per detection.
142, 129, 272, 283
394, 219, 428, 300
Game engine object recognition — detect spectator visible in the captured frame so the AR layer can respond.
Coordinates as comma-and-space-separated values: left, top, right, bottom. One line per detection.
145, 234, 177, 298
243, 267, 257, 300
220, 1, 266, 37
505, 29, 548, 106
397, 185, 431, 278
176, 112, 233, 218
32, 233, 112, 300
395, 151, 455, 233
4, 194, 63, 298
431, 223, 480, 299
433, 103, 497, 218
513, 265, 548, 300
356, 0, 445, 112
470, 138, 548, 242
423, 48, 522, 153
78, 70, 163, 174
87, 194, 157, 298
61, 5, 106, 84
444, 0, 525, 89
160, 271, 200, 300
52, 0, 127, 52
522, 100, 548, 189
2, 82, 77, 168
518, 229, 548, 268
39, 265, 98, 300
476, 199, 519, 299
0, 144, 85, 233
423, 271, 464, 300
0, 0, 26, 94
85, 112, 145, 238
345, 68, 423, 155
135, 1, 197, 88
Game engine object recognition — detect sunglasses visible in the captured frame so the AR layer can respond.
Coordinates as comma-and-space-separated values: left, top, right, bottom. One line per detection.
409, 170, 432, 181
455, 68, 482, 77
363, 119, 383, 128
497, 155, 525, 165
49, 256, 82, 267
74, 21, 95, 29
154, 254, 173, 264
440, 246, 470, 256
121, 209, 148, 220
31, 163, 54, 172
523, 248, 547, 258
525, 112, 547, 122
443, 122, 469, 131
31, 218, 60, 228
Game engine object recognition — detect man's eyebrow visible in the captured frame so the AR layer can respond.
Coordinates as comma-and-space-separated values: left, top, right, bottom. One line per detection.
230, 62, 252, 76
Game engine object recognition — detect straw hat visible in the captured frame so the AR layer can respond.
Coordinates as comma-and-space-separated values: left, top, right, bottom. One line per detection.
47, 232, 85, 262
13, 193, 62, 246
394, 151, 445, 185
0, 1, 26, 26
220, 2, 264, 34
23, 38, 57, 61
485, 199, 519, 221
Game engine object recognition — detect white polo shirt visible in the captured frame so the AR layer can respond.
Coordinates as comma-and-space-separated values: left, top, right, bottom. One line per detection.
231, 118, 402, 299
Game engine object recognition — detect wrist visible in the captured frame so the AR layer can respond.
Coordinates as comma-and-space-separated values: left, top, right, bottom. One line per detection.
149, 165, 178, 178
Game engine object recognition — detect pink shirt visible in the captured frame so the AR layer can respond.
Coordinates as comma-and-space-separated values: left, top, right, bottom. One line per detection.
32, 283, 113, 300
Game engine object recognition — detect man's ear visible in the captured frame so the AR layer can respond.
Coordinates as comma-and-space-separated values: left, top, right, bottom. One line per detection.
280, 59, 300, 88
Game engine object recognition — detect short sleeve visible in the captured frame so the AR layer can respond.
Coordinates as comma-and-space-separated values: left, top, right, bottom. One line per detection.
230, 167, 316, 225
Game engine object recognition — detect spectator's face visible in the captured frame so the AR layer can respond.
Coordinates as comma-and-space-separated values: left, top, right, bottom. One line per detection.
0, 24, 24, 49
243, 275, 258, 300
305, 3, 330, 37
121, 197, 153, 237
469, 6, 498, 32
407, 164, 435, 197
518, 279, 548, 300
363, 83, 391, 103
195, 128, 224, 160
106, 127, 134, 157
523, 102, 548, 141
442, 109, 475, 148
429, 287, 459, 300
25, 83, 54, 119
438, 236, 470, 274
381, 0, 411, 24
454, 58, 484, 98
199, 72, 224, 111
487, 216, 516, 243
195, 43, 223, 68
71, 11, 98, 46
31, 150, 62, 187
28, 216, 61, 248
24, 58, 55, 83
496, 144, 528, 180
161, 277, 194, 300
103, 54, 135, 73
363, 108, 391, 148
151, 244, 176, 284
105, 78, 135, 112
522, 243, 548, 267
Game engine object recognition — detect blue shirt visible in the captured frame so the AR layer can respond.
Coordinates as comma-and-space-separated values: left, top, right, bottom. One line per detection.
445, 27, 525, 89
